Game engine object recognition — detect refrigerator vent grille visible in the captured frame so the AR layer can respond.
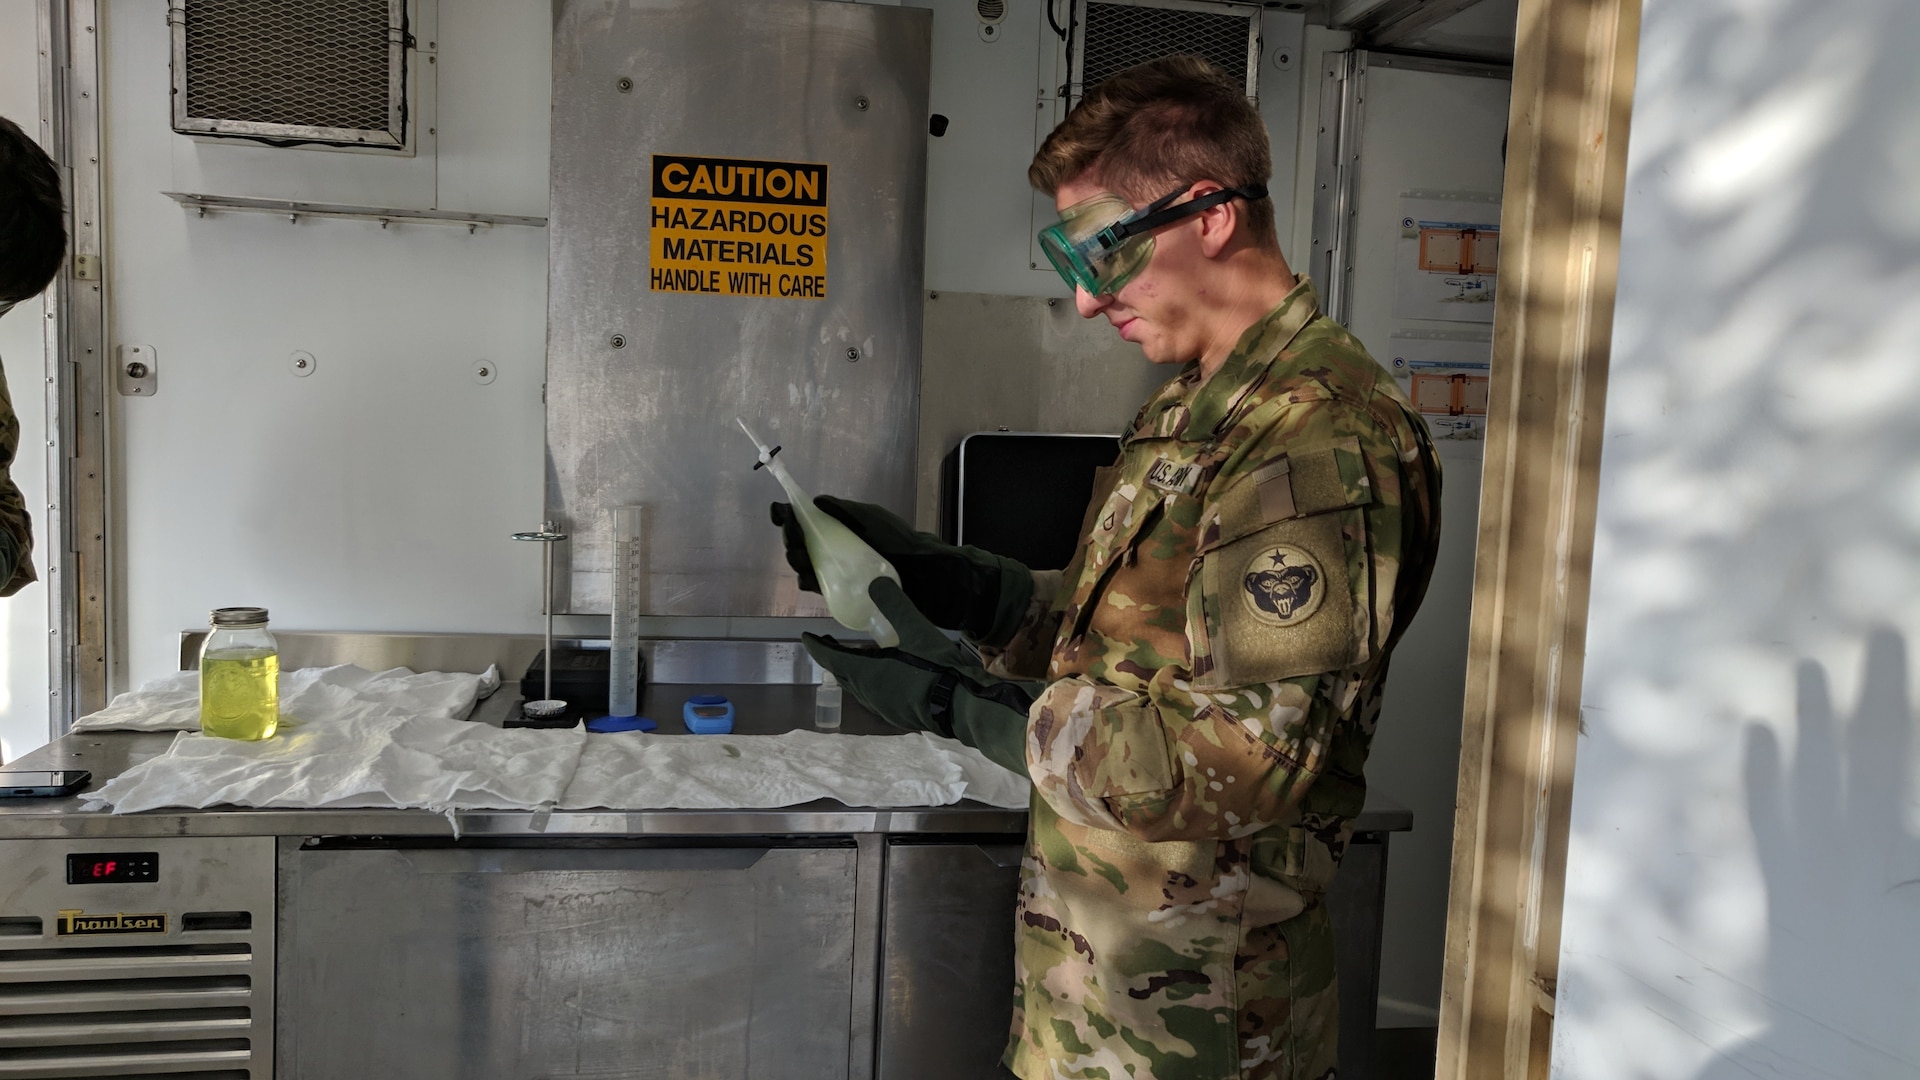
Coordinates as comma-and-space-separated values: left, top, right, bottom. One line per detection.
170, 0, 409, 148
1078, 1, 1259, 100
0, 941, 258, 1077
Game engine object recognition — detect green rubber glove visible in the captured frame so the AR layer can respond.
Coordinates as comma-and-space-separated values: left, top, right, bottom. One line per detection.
802, 578, 1039, 776
771, 496, 1033, 647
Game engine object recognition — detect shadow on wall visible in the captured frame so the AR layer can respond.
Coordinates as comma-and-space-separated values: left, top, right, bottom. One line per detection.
1696, 629, 1920, 1080
1559, 0, 1920, 1075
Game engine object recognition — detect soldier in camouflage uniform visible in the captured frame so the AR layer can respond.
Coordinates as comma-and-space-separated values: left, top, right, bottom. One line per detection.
0, 115, 64, 594
789, 57, 1439, 1080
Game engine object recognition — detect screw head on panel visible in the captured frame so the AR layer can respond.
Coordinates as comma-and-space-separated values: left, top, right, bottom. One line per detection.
617, 77, 634, 93
610, 334, 628, 350
846, 348, 860, 361
855, 97, 870, 111
290, 350, 316, 377
473, 361, 497, 385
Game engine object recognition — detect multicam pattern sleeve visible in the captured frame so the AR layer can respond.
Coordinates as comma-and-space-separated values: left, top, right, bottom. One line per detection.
0, 362, 37, 597
1029, 397, 1420, 841
1019, 284, 1438, 845
979, 569, 1065, 680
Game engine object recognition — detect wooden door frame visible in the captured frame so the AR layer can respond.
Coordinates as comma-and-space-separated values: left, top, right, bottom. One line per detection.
1435, 0, 1642, 1076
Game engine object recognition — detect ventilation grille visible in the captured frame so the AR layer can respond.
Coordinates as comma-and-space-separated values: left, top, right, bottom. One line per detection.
1077, 1, 1259, 100
170, 0, 409, 148
0, 942, 258, 1077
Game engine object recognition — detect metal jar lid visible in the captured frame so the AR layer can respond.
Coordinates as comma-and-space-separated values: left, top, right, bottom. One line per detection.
209, 606, 269, 627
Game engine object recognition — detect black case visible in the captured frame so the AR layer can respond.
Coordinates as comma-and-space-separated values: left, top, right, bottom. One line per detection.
940, 432, 1121, 571
511, 646, 647, 726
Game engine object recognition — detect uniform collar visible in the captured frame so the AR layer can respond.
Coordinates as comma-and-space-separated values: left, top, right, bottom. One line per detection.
1128, 275, 1323, 443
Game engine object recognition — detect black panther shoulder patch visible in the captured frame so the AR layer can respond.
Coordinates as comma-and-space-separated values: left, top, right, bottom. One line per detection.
1240, 544, 1326, 628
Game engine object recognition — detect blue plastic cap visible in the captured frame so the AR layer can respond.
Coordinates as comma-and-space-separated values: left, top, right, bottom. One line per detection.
683, 694, 735, 734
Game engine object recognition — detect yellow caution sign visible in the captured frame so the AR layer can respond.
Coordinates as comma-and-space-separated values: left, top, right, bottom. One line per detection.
649, 154, 829, 300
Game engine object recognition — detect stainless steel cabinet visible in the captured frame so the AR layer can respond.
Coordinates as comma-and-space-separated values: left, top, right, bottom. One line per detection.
876, 839, 1024, 1079
1329, 833, 1391, 1080
0, 836, 276, 1079
276, 840, 859, 1079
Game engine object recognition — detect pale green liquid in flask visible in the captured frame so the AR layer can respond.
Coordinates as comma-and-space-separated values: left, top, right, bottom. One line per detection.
737, 417, 902, 646
201, 648, 280, 740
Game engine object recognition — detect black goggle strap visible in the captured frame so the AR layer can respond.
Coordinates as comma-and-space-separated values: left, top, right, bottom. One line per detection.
1092, 183, 1269, 254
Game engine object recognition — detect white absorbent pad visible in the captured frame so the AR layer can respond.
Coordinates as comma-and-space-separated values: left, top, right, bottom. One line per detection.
557, 728, 1031, 811
71, 664, 500, 732
76, 673, 1030, 815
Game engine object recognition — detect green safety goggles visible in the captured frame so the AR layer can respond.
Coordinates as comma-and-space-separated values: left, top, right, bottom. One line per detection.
1038, 182, 1267, 296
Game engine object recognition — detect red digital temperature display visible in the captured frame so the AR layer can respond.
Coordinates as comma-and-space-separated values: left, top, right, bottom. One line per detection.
65, 852, 159, 884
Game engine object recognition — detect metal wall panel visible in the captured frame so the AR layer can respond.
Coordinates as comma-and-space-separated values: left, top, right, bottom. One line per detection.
914, 291, 1164, 529
547, 0, 931, 616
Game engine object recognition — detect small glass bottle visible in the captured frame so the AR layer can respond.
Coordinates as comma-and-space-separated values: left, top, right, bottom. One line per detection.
200, 607, 280, 740
814, 670, 842, 732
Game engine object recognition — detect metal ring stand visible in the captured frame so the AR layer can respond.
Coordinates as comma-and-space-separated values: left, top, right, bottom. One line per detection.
511, 523, 569, 720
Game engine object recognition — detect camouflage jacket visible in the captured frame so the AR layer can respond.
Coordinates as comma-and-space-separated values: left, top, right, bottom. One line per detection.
0, 358, 36, 597
989, 277, 1441, 1079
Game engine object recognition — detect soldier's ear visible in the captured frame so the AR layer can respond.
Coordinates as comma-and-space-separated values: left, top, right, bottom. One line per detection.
1193, 182, 1238, 259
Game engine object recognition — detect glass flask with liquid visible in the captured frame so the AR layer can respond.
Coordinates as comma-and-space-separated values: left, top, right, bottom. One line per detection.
736, 418, 902, 647
199, 607, 279, 740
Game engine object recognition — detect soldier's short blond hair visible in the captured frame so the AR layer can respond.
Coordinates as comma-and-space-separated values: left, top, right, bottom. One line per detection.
1029, 55, 1277, 249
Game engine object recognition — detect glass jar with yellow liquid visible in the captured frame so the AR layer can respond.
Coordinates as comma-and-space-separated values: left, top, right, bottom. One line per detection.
199, 607, 279, 740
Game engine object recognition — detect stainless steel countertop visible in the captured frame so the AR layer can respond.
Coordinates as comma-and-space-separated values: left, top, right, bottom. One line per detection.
0, 682, 1414, 840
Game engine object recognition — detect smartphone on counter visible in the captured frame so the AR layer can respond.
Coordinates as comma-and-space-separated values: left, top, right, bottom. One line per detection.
0, 770, 92, 798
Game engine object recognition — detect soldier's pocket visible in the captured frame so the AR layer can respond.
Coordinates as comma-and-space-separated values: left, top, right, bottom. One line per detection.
1188, 438, 1374, 687
1070, 702, 1174, 798
1065, 489, 1168, 642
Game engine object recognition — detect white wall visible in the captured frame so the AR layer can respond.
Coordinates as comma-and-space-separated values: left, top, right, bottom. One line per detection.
1557, 1, 1920, 1076
0, 0, 54, 763
921, 0, 1306, 297
1342, 60, 1509, 1027
101, 0, 552, 696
